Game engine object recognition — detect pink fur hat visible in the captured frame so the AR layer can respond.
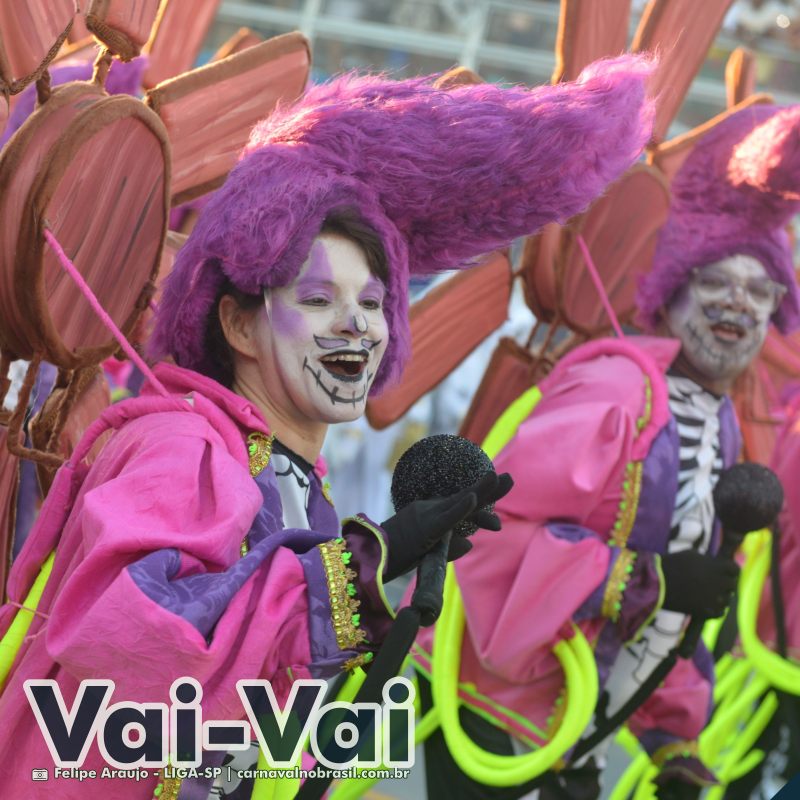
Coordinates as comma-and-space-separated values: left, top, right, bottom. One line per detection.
638, 104, 800, 333
151, 55, 655, 391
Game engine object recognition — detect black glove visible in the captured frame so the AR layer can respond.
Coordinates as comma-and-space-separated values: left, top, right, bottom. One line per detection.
381, 471, 513, 581
654, 779, 703, 800
660, 549, 739, 618
653, 755, 715, 800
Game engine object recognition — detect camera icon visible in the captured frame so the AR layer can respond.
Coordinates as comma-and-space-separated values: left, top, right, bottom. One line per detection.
31, 768, 48, 781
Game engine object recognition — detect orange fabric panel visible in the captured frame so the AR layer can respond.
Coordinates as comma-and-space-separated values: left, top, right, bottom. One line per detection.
145, 33, 310, 204
558, 165, 670, 334
86, 0, 162, 58
519, 223, 561, 321
212, 28, 264, 62
143, 0, 223, 88
0, 0, 74, 94
367, 252, 513, 430
553, 0, 631, 83
725, 48, 757, 109
632, 0, 734, 142
457, 337, 540, 445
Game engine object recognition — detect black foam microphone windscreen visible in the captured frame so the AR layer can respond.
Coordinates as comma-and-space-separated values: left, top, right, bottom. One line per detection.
390, 433, 494, 537
713, 462, 784, 535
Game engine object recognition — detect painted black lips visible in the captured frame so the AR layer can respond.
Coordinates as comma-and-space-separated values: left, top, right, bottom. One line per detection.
318, 349, 369, 383
303, 357, 373, 406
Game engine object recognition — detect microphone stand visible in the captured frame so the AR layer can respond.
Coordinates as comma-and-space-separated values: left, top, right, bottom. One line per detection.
294, 533, 452, 800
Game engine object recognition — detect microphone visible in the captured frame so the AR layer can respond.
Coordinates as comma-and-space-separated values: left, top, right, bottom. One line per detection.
678, 462, 783, 657
391, 434, 496, 625
297, 437, 501, 800
713, 462, 783, 558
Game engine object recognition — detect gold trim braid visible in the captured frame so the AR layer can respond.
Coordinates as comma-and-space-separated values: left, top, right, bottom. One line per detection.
610, 460, 643, 547
318, 538, 367, 650
248, 431, 274, 477
152, 771, 181, 799
602, 548, 638, 622
609, 374, 653, 546
651, 740, 700, 767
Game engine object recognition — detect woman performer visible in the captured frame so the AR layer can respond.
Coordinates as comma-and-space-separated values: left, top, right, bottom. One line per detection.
0, 58, 655, 798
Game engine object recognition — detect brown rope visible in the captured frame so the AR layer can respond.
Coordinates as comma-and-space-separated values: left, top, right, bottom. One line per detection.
524, 319, 542, 351
6, 356, 39, 450
552, 330, 587, 361
35, 70, 51, 106
91, 48, 114, 88
3, 19, 73, 96
527, 316, 569, 382
44, 366, 98, 454
86, 17, 138, 63
531, 315, 561, 358
5, 355, 64, 469
44, 371, 76, 454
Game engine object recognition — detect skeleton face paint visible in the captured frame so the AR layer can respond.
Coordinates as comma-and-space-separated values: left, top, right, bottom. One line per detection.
665, 254, 773, 385
255, 233, 388, 424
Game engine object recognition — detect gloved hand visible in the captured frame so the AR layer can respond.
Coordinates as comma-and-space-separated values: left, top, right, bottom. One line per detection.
660, 549, 739, 618
654, 779, 702, 800
653, 755, 716, 799
381, 471, 513, 581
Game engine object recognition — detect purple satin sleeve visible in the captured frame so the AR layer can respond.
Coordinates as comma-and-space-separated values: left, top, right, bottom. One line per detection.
639, 730, 718, 787
614, 550, 662, 640
548, 523, 661, 641
297, 546, 354, 678
127, 527, 329, 637
296, 516, 394, 677
342, 515, 394, 646
547, 522, 609, 620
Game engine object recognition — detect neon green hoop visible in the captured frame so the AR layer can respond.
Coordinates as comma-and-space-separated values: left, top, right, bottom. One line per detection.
738, 530, 800, 694
0, 551, 55, 692
430, 566, 597, 785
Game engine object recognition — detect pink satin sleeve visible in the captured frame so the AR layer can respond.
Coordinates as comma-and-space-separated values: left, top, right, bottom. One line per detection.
456, 387, 640, 684
43, 412, 316, 719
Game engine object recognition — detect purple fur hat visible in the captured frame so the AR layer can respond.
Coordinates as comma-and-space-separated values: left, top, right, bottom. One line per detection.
637, 104, 800, 333
151, 55, 655, 391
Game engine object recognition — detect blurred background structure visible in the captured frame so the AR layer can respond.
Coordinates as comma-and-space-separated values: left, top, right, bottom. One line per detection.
205, 0, 800, 134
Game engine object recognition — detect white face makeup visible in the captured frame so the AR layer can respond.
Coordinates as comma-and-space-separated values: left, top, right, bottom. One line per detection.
253, 233, 389, 425
665, 254, 778, 385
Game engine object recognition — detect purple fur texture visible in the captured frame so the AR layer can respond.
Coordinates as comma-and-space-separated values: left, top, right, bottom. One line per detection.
151, 55, 655, 391
637, 104, 800, 333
